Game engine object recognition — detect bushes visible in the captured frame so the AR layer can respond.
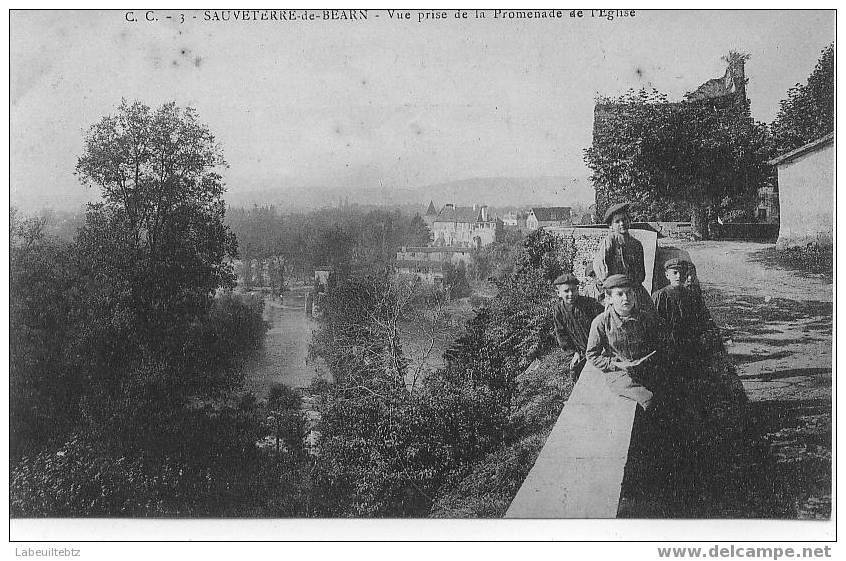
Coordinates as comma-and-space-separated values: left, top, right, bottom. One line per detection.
306, 229, 577, 517
309, 373, 510, 517
10, 392, 313, 518
431, 350, 576, 517
774, 242, 833, 276
11, 436, 169, 517
181, 293, 269, 394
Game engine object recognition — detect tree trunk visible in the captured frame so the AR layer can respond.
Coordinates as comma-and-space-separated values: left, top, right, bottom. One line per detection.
690, 203, 710, 240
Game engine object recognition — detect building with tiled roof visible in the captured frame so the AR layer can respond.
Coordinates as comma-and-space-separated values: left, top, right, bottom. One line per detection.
431, 203, 502, 248
527, 207, 572, 230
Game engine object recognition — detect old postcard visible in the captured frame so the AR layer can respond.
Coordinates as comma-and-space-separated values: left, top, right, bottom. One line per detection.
7, 7, 836, 549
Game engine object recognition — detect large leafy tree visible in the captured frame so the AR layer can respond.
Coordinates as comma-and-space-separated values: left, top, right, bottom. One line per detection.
75, 100, 237, 345
586, 86, 771, 238
771, 43, 834, 154
69, 100, 241, 442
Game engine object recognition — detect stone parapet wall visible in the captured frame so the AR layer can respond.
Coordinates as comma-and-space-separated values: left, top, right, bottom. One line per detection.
547, 227, 657, 294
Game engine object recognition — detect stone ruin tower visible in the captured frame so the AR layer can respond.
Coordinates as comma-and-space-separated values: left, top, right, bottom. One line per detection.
685, 52, 748, 104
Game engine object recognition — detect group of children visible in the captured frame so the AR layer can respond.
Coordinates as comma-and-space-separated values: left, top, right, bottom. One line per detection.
552, 202, 752, 512
552, 202, 724, 411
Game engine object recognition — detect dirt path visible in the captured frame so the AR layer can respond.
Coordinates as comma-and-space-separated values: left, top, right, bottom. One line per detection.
669, 240, 832, 518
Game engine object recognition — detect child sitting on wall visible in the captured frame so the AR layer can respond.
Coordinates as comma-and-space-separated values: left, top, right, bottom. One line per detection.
585, 274, 669, 410
552, 272, 605, 383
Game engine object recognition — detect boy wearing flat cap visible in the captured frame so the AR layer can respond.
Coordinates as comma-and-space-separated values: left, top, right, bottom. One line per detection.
552, 272, 604, 382
586, 274, 669, 410
592, 202, 654, 313
652, 257, 720, 369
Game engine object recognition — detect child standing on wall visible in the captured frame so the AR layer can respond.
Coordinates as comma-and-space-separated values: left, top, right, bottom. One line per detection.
592, 202, 655, 312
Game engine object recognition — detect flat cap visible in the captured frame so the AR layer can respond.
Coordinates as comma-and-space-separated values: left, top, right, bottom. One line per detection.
553, 272, 580, 286
602, 274, 634, 290
664, 257, 690, 271
603, 202, 631, 224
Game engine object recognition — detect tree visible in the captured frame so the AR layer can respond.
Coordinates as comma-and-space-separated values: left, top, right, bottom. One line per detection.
586, 84, 771, 238
69, 100, 243, 443
408, 213, 433, 246
442, 261, 471, 299
75, 100, 237, 344
771, 43, 834, 153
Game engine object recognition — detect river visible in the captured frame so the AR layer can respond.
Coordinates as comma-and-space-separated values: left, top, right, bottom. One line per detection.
241, 287, 321, 399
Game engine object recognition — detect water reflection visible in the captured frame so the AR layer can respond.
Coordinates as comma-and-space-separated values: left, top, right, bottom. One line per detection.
242, 288, 319, 398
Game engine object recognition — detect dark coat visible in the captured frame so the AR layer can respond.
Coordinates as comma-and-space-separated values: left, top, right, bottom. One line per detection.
652, 284, 720, 364
553, 295, 605, 367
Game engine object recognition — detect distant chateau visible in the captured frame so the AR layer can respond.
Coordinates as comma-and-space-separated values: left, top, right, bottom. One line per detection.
431, 203, 502, 248
396, 201, 503, 285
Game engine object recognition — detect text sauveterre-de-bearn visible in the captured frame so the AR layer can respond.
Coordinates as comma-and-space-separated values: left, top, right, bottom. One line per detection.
124, 9, 636, 24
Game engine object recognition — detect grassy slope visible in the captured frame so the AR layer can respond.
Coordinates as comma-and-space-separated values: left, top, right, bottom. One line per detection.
430, 349, 574, 518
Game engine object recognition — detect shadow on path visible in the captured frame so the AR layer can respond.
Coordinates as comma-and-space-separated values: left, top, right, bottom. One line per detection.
618, 282, 831, 519
747, 246, 833, 282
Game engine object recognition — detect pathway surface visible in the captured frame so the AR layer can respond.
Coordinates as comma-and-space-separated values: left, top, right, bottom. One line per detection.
670, 240, 832, 518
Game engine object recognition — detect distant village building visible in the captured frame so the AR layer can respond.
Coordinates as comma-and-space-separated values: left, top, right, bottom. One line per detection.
423, 200, 438, 228
755, 182, 780, 224
502, 211, 528, 229
526, 207, 572, 230
394, 246, 474, 286
767, 133, 833, 247
431, 203, 502, 248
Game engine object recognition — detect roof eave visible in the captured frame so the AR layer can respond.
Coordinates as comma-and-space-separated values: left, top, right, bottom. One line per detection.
767, 132, 834, 166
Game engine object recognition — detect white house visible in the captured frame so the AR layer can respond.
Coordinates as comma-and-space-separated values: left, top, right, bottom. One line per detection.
767, 133, 833, 247
526, 207, 572, 230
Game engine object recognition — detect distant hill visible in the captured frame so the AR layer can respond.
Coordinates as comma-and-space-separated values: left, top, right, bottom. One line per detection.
224, 176, 595, 211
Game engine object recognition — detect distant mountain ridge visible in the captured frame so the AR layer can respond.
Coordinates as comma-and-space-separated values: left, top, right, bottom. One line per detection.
224, 176, 595, 210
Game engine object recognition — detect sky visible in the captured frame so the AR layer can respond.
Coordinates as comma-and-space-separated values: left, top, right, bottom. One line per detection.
9, 9, 835, 211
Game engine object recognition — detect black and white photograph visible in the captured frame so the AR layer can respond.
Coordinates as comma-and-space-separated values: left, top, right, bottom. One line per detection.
6, 7, 836, 547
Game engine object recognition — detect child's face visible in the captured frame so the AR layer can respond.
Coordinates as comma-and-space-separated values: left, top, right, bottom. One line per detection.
608, 287, 635, 315
665, 267, 684, 287
557, 283, 578, 305
609, 213, 630, 235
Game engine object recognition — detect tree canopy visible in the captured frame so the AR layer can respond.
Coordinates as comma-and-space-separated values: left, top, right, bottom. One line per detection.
75, 100, 237, 342
770, 43, 834, 154
585, 85, 771, 237
226, 205, 433, 278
